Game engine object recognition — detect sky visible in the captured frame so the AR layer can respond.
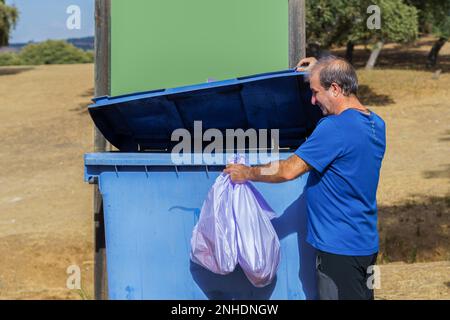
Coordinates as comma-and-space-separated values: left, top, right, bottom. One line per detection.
6, 0, 94, 43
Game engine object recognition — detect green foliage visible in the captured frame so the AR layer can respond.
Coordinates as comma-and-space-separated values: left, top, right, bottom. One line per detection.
433, 16, 450, 39
406, 0, 450, 37
0, 41, 94, 66
0, 51, 22, 66
366, 0, 418, 43
18, 40, 94, 65
0, 0, 19, 47
306, 0, 418, 48
306, 0, 361, 48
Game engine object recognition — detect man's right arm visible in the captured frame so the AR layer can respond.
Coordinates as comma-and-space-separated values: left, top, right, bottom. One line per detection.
224, 155, 312, 184
248, 155, 312, 183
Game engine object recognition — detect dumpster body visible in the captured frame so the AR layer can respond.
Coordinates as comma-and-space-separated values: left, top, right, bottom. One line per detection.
85, 69, 322, 300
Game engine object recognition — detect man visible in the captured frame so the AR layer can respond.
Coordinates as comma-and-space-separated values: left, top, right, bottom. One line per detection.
224, 56, 386, 300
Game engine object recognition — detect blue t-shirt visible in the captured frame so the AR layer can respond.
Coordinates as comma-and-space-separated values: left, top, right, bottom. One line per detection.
295, 109, 386, 256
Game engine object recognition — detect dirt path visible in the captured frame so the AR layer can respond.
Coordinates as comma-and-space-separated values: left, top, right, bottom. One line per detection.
0, 43, 448, 299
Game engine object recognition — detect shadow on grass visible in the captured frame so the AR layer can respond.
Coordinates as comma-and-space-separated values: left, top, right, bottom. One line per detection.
70, 88, 94, 114
378, 195, 450, 264
0, 67, 34, 76
80, 88, 94, 98
358, 85, 395, 106
423, 165, 450, 180
332, 43, 450, 73
424, 131, 450, 179
439, 130, 450, 142
354, 50, 450, 73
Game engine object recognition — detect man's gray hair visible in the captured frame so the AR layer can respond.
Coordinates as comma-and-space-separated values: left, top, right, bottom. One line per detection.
311, 55, 358, 96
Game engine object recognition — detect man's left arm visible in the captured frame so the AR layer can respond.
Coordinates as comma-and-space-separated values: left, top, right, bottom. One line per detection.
223, 155, 311, 184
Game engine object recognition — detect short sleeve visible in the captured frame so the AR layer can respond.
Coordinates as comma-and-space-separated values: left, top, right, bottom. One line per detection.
295, 118, 343, 174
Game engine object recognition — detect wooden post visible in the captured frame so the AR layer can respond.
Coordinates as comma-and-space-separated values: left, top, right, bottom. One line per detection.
289, 0, 306, 68
94, 0, 110, 300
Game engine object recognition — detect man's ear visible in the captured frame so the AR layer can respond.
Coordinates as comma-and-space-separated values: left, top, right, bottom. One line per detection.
330, 83, 341, 97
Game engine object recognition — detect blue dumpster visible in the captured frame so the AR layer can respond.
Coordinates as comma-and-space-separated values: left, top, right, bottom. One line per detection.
84, 69, 322, 300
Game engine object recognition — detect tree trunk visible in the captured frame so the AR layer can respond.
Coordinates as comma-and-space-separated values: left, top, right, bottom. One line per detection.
366, 41, 384, 70
345, 41, 354, 64
289, 0, 306, 67
427, 37, 447, 68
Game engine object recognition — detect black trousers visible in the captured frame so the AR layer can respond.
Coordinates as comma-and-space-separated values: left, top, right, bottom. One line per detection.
316, 250, 378, 300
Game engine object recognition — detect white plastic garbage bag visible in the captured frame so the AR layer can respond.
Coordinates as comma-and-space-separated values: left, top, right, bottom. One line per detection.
190, 173, 238, 275
190, 155, 281, 287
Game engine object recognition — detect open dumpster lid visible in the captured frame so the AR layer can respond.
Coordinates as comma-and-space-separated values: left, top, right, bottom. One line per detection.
89, 69, 322, 152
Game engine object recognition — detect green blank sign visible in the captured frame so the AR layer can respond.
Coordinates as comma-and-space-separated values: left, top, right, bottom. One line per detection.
111, 0, 288, 96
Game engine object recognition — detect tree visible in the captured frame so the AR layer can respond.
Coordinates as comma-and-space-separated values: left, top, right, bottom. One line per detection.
406, 0, 450, 67
359, 0, 418, 69
0, 0, 18, 47
305, 0, 418, 68
427, 17, 450, 67
306, 0, 361, 61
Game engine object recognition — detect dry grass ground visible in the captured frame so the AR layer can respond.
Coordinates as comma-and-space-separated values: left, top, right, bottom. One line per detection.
0, 64, 94, 299
376, 261, 450, 300
359, 68, 450, 264
0, 37, 448, 299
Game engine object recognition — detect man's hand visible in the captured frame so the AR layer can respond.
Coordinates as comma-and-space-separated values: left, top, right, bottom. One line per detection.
296, 57, 318, 72
223, 164, 252, 184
